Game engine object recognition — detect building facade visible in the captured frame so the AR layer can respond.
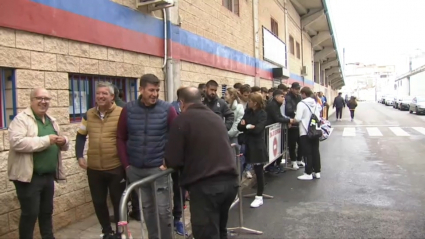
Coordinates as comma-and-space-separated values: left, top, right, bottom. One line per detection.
395, 53, 425, 98
345, 63, 395, 101
0, 0, 344, 236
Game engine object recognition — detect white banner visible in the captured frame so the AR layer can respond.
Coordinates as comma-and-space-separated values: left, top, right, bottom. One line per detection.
268, 123, 282, 163
263, 27, 287, 67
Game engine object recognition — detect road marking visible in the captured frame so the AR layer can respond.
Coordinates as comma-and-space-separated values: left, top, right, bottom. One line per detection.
342, 127, 356, 136
412, 127, 425, 135
389, 127, 410, 136
366, 127, 383, 136
333, 125, 399, 127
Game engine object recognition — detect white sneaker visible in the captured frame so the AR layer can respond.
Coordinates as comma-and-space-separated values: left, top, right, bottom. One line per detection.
313, 172, 321, 179
297, 161, 305, 168
245, 171, 253, 179
292, 162, 299, 170
297, 173, 313, 180
250, 196, 263, 208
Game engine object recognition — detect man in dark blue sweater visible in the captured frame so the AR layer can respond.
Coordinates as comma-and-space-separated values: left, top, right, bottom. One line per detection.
117, 74, 177, 239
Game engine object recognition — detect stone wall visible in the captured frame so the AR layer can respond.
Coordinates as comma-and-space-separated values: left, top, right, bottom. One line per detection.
0, 26, 164, 238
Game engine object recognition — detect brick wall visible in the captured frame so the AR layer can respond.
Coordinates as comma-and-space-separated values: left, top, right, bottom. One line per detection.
258, 0, 286, 61
179, 0, 254, 57
181, 61, 255, 96
0, 26, 164, 238
302, 32, 313, 81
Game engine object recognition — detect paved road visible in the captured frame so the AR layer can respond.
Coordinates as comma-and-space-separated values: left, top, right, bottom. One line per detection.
227, 102, 425, 238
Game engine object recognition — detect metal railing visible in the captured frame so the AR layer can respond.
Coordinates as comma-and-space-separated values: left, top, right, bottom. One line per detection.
118, 168, 188, 239
117, 144, 266, 238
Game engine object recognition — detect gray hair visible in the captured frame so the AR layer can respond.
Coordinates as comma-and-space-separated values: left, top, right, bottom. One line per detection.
29, 88, 49, 99
96, 81, 115, 95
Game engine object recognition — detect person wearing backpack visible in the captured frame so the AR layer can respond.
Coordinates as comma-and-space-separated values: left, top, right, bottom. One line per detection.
347, 96, 358, 121
289, 87, 322, 181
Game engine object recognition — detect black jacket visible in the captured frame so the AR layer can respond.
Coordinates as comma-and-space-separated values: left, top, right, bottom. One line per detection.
203, 97, 234, 130
237, 108, 268, 164
333, 96, 346, 108
347, 100, 357, 110
285, 91, 302, 118
164, 103, 238, 187
266, 99, 290, 126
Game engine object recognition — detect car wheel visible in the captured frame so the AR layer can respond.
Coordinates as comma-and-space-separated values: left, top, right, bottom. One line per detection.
410, 110, 413, 114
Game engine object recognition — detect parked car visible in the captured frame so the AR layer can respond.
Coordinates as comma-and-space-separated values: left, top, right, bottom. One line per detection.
384, 95, 395, 106
398, 96, 414, 111
393, 96, 404, 109
380, 95, 387, 104
409, 96, 425, 115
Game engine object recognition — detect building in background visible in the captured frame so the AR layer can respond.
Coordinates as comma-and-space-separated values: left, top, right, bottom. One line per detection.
0, 0, 344, 236
395, 50, 425, 98
344, 63, 395, 101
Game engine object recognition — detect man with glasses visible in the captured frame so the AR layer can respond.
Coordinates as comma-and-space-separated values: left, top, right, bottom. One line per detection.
8, 88, 69, 239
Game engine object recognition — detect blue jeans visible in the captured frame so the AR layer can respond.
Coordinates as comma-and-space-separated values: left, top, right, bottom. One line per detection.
240, 144, 252, 172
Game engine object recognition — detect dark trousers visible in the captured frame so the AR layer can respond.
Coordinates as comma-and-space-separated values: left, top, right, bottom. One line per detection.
171, 171, 186, 222
350, 110, 355, 119
300, 135, 321, 175
189, 177, 238, 239
288, 128, 302, 162
87, 168, 126, 234
253, 164, 264, 196
336, 107, 343, 119
14, 174, 55, 239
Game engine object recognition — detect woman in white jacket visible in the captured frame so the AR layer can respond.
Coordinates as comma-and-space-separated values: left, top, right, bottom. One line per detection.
225, 88, 248, 178
290, 86, 322, 180
225, 88, 245, 143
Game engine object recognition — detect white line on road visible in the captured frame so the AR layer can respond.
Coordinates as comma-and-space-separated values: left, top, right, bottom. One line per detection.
412, 127, 425, 135
333, 125, 399, 127
366, 127, 383, 136
389, 127, 410, 136
342, 127, 356, 136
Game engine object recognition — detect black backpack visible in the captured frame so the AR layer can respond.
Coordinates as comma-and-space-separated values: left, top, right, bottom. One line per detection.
302, 102, 323, 139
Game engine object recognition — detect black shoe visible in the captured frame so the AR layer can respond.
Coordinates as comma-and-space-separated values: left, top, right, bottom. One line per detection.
129, 210, 141, 221
102, 231, 116, 239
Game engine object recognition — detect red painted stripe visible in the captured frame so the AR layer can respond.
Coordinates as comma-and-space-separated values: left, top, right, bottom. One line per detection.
0, 0, 163, 57
174, 42, 259, 77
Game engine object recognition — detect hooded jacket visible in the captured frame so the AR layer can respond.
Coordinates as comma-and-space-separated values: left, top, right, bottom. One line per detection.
228, 100, 244, 138
203, 96, 235, 130
294, 97, 322, 136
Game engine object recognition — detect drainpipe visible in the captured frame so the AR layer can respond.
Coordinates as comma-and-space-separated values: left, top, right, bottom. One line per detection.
300, 25, 304, 86
284, 0, 290, 85
163, 8, 174, 102
253, 0, 260, 86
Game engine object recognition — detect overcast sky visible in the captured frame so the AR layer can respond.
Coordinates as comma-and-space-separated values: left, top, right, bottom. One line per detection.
328, 0, 425, 74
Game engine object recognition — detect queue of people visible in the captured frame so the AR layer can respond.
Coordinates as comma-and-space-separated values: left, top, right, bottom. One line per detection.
7, 74, 325, 239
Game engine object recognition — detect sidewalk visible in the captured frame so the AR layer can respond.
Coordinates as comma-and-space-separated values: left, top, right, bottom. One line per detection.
54, 177, 254, 238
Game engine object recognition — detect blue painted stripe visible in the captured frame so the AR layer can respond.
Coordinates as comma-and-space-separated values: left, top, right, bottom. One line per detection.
30, 0, 164, 39
30, 0, 313, 83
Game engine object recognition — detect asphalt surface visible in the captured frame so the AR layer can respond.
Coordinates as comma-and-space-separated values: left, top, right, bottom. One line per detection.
227, 101, 425, 238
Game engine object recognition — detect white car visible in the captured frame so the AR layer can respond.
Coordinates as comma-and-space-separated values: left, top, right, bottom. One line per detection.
409, 97, 425, 115
384, 96, 395, 106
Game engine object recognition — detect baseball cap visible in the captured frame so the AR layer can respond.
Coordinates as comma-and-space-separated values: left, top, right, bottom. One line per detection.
291, 82, 301, 89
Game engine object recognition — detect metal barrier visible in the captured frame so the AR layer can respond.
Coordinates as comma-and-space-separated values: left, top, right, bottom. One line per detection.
243, 122, 289, 199
228, 144, 263, 236
118, 168, 188, 239
117, 144, 263, 238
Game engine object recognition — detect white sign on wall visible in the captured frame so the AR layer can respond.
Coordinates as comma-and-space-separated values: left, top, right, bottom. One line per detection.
263, 27, 287, 68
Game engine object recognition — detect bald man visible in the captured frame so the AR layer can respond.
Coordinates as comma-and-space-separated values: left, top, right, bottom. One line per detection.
165, 87, 238, 239
8, 88, 69, 239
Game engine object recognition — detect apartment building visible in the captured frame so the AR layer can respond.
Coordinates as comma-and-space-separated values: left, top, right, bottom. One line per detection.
0, 0, 344, 236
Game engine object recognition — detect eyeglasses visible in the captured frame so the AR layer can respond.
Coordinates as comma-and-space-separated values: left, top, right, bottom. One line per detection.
34, 97, 51, 102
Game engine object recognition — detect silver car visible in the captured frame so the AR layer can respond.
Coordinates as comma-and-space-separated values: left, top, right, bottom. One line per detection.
409, 96, 425, 115
398, 96, 414, 111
